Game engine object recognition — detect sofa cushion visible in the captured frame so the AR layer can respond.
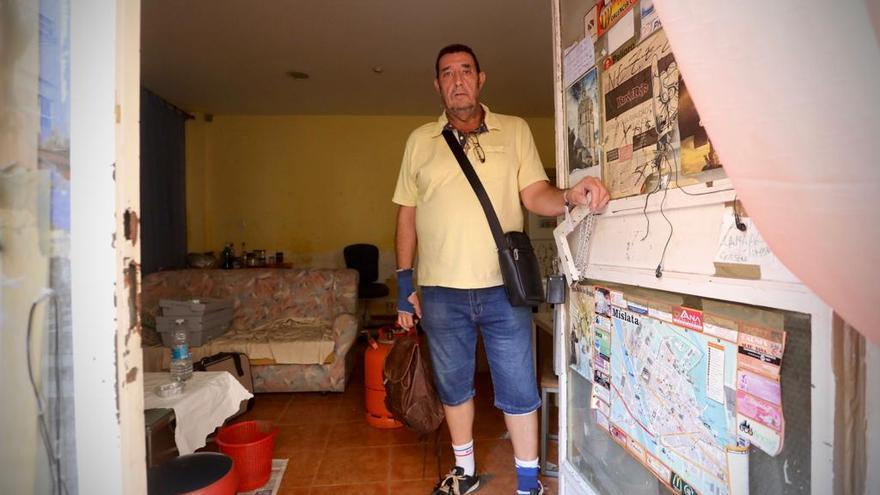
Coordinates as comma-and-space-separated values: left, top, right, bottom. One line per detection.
203, 317, 336, 365
146, 322, 337, 371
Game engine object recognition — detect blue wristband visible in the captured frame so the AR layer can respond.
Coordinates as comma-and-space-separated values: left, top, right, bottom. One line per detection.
396, 268, 416, 314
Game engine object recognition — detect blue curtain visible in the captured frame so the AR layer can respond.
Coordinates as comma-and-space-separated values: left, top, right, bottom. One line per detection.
140, 88, 188, 274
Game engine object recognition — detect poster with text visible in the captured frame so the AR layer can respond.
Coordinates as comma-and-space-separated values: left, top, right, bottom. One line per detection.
601, 29, 680, 199
566, 67, 602, 184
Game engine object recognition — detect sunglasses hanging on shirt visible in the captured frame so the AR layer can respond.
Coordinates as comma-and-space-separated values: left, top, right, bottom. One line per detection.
463, 133, 485, 163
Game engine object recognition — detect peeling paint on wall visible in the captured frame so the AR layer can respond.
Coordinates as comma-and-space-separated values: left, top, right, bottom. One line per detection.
125, 366, 138, 384
123, 208, 138, 244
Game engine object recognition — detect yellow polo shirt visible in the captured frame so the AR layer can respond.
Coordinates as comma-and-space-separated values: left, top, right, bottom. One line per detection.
392, 105, 548, 288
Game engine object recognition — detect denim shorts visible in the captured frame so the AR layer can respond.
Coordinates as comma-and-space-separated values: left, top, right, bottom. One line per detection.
420, 285, 541, 415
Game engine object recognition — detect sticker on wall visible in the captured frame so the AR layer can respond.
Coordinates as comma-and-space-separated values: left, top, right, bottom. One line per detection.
703, 313, 740, 343
593, 369, 611, 389
672, 305, 703, 332
737, 324, 786, 377
736, 369, 781, 405
736, 390, 784, 432
593, 351, 611, 375
594, 286, 612, 317
639, 0, 663, 40
594, 314, 612, 332
645, 453, 672, 482
626, 298, 649, 315
585, 4, 600, 43
736, 413, 783, 456
597, 0, 638, 37
606, 7, 636, 56
609, 423, 629, 446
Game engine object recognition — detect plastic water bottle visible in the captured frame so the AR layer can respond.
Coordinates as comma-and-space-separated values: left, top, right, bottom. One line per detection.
170, 319, 193, 382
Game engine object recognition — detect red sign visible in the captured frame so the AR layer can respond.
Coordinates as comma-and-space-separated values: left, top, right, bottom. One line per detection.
672, 306, 703, 332
597, 0, 638, 37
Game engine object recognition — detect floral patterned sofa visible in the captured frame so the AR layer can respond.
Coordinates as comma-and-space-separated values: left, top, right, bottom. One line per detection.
141, 268, 359, 393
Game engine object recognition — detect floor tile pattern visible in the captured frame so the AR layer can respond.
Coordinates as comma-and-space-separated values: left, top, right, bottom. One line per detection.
233, 345, 559, 495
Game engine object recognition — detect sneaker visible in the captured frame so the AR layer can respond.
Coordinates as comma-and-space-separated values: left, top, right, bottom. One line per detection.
432, 466, 481, 494
517, 480, 544, 495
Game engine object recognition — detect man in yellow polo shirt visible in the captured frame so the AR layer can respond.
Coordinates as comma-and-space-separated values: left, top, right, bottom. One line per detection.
393, 44, 609, 495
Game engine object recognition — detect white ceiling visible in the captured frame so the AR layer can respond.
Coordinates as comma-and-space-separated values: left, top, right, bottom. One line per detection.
141, 1, 555, 117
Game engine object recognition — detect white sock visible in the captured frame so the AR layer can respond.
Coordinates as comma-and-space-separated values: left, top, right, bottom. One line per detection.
452, 439, 475, 476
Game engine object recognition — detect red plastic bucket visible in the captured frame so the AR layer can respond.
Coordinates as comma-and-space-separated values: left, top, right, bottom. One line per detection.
216, 420, 277, 491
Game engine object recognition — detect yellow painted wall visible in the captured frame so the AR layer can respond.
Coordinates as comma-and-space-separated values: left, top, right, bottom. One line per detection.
186, 113, 556, 278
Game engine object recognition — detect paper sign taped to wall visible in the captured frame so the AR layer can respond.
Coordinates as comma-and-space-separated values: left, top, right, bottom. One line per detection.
715, 208, 798, 282
563, 37, 596, 89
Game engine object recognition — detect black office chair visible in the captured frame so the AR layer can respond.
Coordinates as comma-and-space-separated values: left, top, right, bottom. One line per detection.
343, 244, 390, 326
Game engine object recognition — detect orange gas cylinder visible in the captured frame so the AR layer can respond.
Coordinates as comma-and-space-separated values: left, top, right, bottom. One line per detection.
364, 327, 404, 429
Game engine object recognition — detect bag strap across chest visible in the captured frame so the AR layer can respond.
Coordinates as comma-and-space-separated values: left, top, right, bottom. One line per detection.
441, 129, 508, 249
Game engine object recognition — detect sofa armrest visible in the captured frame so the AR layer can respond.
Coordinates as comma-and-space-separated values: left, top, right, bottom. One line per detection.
331, 313, 358, 358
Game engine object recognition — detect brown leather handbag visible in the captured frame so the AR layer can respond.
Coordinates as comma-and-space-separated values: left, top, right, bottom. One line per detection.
383, 333, 445, 435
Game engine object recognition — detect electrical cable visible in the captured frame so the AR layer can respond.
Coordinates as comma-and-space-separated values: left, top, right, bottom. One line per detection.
26, 289, 70, 495
655, 164, 675, 278
623, 64, 735, 276
639, 152, 664, 242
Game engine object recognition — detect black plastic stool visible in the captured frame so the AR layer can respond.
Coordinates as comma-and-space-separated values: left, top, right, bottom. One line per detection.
147, 452, 237, 495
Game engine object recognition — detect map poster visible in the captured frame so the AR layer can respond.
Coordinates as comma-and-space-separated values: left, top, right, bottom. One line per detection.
608, 306, 740, 495
602, 29, 680, 199
566, 68, 602, 184
678, 75, 722, 176
569, 286, 595, 380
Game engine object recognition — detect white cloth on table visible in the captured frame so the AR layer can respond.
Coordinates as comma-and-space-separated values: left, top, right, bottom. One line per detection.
144, 371, 254, 455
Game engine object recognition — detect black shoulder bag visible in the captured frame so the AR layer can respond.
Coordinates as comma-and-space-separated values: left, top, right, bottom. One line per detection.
442, 129, 545, 307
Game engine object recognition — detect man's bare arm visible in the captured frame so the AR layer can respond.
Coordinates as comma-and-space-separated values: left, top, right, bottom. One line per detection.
396, 206, 417, 270
520, 177, 610, 216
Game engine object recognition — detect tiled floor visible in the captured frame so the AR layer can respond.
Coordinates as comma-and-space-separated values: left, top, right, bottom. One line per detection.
236, 347, 559, 495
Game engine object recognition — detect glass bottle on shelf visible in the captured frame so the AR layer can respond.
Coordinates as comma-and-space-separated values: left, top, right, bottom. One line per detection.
221, 243, 234, 269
